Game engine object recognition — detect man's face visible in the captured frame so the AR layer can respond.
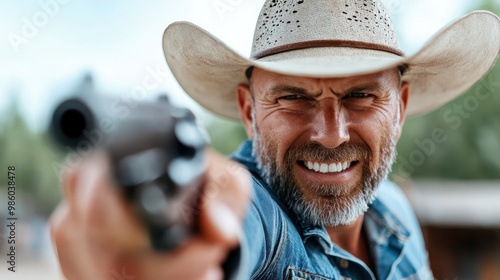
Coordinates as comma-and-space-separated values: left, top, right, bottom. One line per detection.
237, 68, 408, 227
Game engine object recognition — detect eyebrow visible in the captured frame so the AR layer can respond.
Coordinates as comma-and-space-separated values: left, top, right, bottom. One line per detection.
340, 82, 385, 94
267, 85, 323, 98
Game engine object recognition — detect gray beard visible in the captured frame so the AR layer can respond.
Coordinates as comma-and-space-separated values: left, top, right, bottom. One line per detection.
251, 110, 399, 227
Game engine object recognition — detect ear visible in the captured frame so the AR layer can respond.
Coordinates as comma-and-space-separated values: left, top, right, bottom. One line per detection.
395, 82, 409, 140
237, 84, 254, 139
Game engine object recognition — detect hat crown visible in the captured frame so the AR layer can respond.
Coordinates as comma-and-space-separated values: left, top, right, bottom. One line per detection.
251, 0, 401, 58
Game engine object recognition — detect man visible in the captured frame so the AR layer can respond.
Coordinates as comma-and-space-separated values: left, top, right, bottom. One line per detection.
50, 0, 500, 279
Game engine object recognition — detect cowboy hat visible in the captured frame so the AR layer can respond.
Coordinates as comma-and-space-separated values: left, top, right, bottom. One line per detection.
163, 0, 500, 120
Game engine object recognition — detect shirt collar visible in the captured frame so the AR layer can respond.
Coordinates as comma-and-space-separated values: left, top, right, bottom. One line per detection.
365, 197, 411, 243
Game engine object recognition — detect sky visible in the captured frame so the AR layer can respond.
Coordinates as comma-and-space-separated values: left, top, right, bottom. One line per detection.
0, 0, 481, 132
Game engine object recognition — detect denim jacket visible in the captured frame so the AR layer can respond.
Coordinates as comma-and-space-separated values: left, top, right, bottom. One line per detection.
231, 140, 433, 280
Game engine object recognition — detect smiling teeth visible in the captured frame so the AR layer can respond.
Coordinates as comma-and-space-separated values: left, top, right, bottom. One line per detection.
305, 161, 351, 173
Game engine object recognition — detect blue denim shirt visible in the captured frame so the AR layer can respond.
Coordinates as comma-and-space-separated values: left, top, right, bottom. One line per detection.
231, 140, 433, 280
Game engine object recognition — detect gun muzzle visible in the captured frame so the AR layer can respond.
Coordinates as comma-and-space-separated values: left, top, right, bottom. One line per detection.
50, 98, 96, 149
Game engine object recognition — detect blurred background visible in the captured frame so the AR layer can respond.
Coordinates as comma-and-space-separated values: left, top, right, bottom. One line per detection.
0, 0, 499, 279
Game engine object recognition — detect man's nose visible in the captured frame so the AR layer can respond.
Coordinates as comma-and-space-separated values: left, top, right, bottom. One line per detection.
309, 102, 350, 148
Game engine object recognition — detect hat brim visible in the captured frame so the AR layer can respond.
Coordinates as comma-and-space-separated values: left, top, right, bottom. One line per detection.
163, 11, 500, 120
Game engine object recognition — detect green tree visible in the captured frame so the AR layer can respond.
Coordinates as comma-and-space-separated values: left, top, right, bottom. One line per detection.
0, 93, 63, 216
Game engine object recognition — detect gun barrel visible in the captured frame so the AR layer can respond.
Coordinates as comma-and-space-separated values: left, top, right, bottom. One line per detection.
50, 98, 96, 149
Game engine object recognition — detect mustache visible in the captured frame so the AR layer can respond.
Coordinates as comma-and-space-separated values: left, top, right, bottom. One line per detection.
286, 142, 371, 163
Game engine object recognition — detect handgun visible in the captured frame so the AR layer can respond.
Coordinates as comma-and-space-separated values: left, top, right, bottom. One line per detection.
50, 89, 207, 251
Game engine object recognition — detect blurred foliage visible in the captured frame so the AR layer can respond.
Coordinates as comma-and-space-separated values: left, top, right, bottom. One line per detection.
207, 117, 247, 155
391, 0, 500, 181
0, 95, 63, 216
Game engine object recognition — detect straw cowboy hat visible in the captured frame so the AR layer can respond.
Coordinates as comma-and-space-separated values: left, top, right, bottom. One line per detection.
163, 0, 500, 120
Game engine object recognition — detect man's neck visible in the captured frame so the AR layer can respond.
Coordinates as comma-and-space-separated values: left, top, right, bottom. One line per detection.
325, 215, 374, 269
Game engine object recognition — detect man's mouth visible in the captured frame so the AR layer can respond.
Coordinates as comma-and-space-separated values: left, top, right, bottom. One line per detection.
301, 160, 357, 174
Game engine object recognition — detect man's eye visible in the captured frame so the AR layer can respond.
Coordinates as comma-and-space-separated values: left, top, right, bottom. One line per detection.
346, 92, 371, 99
343, 92, 374, 109
280, 95, 304, 100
